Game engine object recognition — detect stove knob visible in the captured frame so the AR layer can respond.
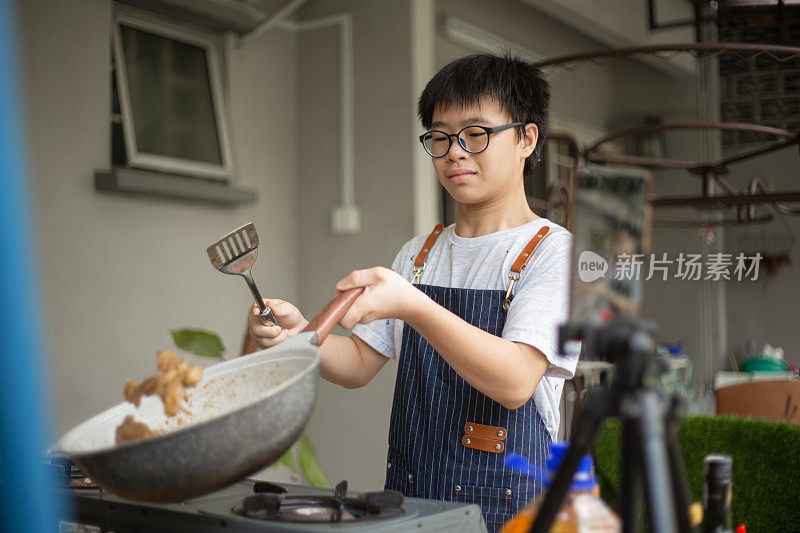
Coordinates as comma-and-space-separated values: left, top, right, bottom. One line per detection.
505, 489, 512, 496
455, 485, 462, 492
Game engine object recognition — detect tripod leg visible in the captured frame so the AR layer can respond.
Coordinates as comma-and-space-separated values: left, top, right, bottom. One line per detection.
621, 415, 642, 532
633, 390, 678, 533
666, 394, 692, 532
529, 386, 613, 533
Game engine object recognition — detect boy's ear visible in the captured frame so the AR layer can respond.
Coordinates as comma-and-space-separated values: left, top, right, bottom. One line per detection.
520, 123, 539, 158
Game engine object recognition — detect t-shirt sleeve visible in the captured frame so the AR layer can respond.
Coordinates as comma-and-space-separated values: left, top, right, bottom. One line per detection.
352, 317, 395, 359
502, 231, 578, 379
351, 241, 415, 359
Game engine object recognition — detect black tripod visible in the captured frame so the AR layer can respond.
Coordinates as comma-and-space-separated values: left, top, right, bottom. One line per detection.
529, 319, 692, 533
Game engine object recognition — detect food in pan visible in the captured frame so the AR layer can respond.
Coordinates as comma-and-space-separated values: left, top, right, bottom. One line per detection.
123, 350, 203, 415
115, 350, 204, 445
115, 415, 155, 444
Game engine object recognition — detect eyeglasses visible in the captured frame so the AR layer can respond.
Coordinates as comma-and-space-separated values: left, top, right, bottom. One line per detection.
419, 122, 524, 158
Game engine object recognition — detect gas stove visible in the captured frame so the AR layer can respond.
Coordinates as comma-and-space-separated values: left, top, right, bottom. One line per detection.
49, 459, 487, 532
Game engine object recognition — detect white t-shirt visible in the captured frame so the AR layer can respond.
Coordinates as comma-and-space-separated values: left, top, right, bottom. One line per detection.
353, 217, 578, 440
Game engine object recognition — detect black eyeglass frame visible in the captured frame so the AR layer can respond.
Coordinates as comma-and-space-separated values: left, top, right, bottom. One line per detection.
418, 122, 526, 158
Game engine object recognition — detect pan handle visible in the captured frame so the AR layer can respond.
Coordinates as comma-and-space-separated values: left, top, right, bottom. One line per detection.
302, 287, 364, 345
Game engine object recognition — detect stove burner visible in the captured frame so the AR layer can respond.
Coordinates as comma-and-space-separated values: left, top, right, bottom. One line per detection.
253, 481, 288, 494
232, 480, 404, 523
68, 476, 98, 489
48, 456, 99, 490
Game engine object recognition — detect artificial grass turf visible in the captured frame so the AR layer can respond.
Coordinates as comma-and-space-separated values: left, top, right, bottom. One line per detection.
594, 416, 800, 531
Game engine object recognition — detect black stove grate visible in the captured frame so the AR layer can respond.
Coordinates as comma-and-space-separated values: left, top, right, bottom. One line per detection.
232, 480, 404, 523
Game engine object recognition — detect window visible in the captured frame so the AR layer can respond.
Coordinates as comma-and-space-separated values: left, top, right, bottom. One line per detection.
717, 3, 800, 150
112, 10, 234, 181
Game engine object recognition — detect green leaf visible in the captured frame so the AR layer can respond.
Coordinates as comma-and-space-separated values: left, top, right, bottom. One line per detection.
269, 448, 296, 473
170, 329, 225, 358
297, 434, 329, 488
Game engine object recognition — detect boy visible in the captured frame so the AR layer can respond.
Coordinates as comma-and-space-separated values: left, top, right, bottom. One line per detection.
249, 53, 576, 531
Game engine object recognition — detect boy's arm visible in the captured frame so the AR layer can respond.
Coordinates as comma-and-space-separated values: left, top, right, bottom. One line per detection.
335, 267, 550, 410
405, 296, 549, 409
248, 300, 388, 389
317, 333, 389, 389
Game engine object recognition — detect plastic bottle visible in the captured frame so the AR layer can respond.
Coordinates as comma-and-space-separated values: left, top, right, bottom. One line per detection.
500, 442, 620, 533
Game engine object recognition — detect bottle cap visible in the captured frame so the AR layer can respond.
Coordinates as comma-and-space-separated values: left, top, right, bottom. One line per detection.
545, 442, 596, 492
704, 454, 733, 485
505, 442, 597, 492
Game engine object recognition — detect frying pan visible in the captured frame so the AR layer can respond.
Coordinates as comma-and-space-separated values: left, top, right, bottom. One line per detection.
56, 288, 363, 502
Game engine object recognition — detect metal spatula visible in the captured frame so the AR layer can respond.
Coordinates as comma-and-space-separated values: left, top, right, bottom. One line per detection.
207, 222, 276, 325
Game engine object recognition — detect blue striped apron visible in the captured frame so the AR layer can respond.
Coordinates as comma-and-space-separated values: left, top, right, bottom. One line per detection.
384, 231, 552, 532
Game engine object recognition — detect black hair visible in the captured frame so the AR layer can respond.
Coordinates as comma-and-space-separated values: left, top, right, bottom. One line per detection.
418, 53, 551, 180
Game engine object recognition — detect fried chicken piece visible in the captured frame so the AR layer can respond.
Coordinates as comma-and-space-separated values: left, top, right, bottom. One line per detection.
162, 381, 184, 417
182, 365, 203, 387
123, 377, 159, 407
157, 349, 176, 371
123, 380, 142, 406
157, 350, 189, 373
141, 377, 158, 395
122, 352, 203, 412
117, 350, 204, 441
157, 368, 178, 387
115, 415, 154, 445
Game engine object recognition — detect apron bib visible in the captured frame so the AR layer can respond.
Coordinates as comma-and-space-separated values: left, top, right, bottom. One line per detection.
384, 225, 553, 532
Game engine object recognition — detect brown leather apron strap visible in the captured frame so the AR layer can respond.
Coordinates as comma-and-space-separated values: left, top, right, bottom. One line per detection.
462, 422, 507, 454
462, 435, 505, 453
411, 223, 444, 285
464, 422, 506, 440
503, 226, 551, 310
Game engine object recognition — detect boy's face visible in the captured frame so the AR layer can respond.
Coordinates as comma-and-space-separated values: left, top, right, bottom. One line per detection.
428, 97, 537, 208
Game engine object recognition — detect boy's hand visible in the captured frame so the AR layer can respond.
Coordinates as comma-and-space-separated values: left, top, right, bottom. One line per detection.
248, 299, 309, 349
335, 267, 426, 329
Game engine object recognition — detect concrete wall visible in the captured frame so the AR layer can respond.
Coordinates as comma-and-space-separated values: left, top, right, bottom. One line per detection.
526, 0, 695, 51
294, 0, 414, 490
16, 0, 299, 433
437, 0, 616, 131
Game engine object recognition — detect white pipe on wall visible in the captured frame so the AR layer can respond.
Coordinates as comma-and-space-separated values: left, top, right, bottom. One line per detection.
279, 14, 358, 234
239, 0, 310, 46
243, 12, 359, 234
410, 0, 438, 236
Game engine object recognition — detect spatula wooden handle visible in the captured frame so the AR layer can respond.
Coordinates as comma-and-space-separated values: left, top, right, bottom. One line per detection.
302, 288, 364, 345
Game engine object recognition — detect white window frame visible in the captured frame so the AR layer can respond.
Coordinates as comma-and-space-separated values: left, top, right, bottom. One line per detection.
113, 9, 235, 181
